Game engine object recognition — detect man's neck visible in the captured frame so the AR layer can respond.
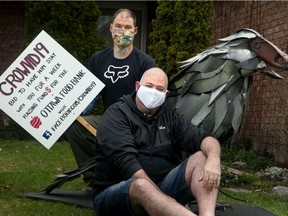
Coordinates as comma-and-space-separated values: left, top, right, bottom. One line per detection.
113, 45, 133, 59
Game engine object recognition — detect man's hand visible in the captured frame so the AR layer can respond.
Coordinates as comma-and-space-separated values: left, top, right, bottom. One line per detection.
199, 152, 221, 189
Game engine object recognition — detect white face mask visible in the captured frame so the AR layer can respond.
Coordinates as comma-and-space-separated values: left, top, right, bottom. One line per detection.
137, 85, 167, 109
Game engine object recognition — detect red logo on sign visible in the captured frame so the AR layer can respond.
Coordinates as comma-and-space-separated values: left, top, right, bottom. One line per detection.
45, 87, 51, 93
30, 116, 42, 129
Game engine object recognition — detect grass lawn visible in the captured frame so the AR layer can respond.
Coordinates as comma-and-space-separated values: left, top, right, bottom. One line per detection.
0, 139, 93, 216
0, 139, 287, 215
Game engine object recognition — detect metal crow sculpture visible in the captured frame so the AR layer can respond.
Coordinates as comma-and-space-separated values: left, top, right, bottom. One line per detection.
167, 28, 288, 145
42, 28, 288, 193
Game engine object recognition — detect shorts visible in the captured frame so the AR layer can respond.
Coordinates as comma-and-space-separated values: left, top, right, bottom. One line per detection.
93, 158, 194, 216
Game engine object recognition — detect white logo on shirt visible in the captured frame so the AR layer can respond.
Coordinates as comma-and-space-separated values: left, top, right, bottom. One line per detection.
104, 65, 129, 83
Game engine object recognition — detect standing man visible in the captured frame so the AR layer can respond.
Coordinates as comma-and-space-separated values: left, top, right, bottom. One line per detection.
64, 8, 156, 190
93, 67, 221, 216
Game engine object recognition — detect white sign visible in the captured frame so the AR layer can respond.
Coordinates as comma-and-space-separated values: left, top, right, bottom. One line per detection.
0, 30, 105, 149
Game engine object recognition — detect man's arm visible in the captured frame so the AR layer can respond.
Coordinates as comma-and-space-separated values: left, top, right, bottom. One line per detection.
132, 169, 151, 180
200, 136, 221, 158
199, 136, 221, 188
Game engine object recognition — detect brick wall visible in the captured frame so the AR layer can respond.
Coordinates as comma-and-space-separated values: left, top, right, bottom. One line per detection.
0, 2, 26, 136
212, 1, 288, 165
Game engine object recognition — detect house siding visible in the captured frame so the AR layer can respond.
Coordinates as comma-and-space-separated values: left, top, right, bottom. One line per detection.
0, 2, 26, 136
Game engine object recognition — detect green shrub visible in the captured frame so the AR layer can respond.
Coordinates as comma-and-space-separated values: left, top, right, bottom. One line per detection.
24, 1, 106, 67
149, 1, 213, 77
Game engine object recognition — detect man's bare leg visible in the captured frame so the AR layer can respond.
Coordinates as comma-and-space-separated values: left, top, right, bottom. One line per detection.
129, 178, 196, 216
185, 151, 219, 216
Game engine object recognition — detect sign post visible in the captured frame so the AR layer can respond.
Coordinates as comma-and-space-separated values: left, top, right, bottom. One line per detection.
0, 30, 104, 149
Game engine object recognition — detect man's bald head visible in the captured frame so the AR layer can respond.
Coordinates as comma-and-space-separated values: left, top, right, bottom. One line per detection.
140, 67, 168, 90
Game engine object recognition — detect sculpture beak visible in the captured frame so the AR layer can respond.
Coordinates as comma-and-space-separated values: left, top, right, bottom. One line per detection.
249, 37, 288, 70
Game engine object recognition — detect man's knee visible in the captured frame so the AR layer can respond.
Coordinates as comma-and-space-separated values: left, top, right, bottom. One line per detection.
189, 151, 206, 162
129, 178, 154, 199
186, 151, 207, 173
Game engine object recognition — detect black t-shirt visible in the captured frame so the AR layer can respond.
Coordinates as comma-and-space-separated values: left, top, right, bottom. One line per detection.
89, 47, 156, 110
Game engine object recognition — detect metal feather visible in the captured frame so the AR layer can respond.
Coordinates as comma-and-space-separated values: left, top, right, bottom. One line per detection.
222, 49, 256, 62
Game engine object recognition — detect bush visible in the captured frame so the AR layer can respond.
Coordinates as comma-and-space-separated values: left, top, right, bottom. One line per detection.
24, 1, 106, 67
149, 1, 213, 77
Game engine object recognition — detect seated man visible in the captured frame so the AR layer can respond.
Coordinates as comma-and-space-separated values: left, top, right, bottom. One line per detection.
93, 67, 221, 216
